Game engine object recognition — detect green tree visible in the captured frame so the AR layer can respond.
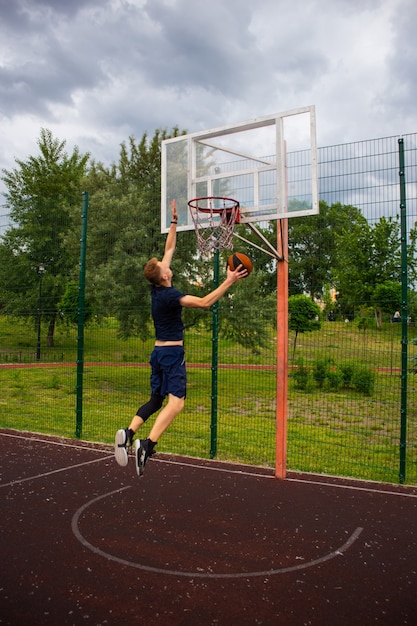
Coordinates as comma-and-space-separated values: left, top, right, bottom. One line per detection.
372, 281, 402, 327
0, 129, 89, 347
332, 218, 372, 316
82, 128, 196, 339
288, 201, 366, 299
288, 294, 321, 360
218, 271, 276, 354
334, 215, 417, 320
59, 281, 92, 325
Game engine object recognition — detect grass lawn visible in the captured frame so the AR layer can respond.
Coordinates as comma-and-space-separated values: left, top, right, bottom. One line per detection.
1, 316, 416, 484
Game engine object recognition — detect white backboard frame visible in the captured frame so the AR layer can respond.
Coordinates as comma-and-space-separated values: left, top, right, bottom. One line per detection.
161, 105, 318, 233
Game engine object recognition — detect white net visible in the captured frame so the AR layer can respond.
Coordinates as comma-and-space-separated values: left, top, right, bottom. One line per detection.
188, 197, 240, 255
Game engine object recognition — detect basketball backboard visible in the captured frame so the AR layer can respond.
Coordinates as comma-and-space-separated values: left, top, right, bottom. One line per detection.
161, 105, 318, 233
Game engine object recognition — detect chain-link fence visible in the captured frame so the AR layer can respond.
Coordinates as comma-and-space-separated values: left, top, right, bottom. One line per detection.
0, 133, 416, 484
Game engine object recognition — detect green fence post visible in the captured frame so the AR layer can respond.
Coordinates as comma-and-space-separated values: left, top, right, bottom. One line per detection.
75, 191, 89, 439
210, 248, 220, 458
398, 138, 408, 484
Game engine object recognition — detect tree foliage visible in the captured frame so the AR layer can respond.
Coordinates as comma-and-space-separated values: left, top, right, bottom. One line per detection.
288, 201, 366, 299
372, 281, 402, 327
0, 129, 89, 345
287, 200, 417, 326
81, 128, 197, 339
333, 215, 417, 320
288, 294, 321, 359
218, 270, 276, 354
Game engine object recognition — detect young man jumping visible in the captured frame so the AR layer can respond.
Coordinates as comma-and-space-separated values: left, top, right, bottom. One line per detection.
115, 200, 248, 477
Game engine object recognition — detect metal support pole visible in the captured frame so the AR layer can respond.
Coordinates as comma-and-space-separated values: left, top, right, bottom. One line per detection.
398, 138, 408, 484
210, 248, 220, 458
75, 191, 89, 439
275, 219, 288, 478
35, 264, 45, 361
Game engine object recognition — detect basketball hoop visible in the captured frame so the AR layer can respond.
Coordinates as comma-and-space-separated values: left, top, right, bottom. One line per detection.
188, 196, 240, 255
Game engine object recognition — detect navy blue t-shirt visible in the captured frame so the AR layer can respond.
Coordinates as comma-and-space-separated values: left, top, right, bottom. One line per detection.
151, 285, 185, 341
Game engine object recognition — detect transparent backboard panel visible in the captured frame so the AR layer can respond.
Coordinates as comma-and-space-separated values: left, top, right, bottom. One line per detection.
161, 106, 318, 232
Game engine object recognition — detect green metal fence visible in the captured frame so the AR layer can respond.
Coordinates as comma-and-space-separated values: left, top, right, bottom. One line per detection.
0, 133, 416, 484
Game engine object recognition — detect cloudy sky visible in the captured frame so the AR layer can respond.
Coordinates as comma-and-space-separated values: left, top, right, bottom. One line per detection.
1, 0, 416, 199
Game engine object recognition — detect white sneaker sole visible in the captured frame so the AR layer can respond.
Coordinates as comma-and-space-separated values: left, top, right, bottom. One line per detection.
114, 429, 129, 467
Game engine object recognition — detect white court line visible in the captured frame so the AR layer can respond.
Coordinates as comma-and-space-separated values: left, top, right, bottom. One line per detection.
0, 456, 112, 489
153, 458, 417, 499
71, 486, 364, 579
287, 476, 417, 499
1, 431, 111, 454
2, 430, 417, 499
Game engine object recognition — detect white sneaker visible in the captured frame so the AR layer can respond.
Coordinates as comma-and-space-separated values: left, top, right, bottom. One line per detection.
134, 439, 156, 477
114, 429, 131, 467
135, 439, 147, 477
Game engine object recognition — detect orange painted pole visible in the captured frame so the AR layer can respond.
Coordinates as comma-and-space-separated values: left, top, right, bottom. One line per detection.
275, 218, 288, 478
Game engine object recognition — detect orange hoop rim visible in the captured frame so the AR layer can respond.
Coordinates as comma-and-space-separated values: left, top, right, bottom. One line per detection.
187, 196, 240, 214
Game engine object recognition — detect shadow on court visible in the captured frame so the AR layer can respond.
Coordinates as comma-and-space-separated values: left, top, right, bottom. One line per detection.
1, 429, 416, 625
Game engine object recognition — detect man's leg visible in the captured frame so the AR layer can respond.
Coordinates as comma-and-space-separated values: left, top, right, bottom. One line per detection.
148, 394, 185, 441
128, 415, 145, 433
114, 393, 164, 467
135, 394, 184, 476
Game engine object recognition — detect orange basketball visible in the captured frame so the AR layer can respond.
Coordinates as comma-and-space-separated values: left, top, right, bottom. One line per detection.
227, 252, 253, 276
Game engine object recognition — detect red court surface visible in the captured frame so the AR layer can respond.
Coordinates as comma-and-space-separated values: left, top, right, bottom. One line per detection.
1, 429, 417, 625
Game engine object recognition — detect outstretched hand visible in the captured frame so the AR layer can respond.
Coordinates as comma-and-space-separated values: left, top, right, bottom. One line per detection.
227, 263, 248, 283
171, 199, 178, 223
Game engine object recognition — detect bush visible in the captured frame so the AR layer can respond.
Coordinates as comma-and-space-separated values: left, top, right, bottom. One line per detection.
312, 357, 333, 388
293, 357, 375, 396
292, 358, 310, 390
324, 367, 344, 391
339, 361, 356, 386
351, 366, 375, 395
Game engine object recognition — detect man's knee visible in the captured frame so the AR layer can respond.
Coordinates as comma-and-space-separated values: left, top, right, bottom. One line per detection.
136, 394, 164, 421
168, 394, 185, 412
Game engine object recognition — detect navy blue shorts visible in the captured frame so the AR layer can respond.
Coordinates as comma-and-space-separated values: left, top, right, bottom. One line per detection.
149, 346, 186, 399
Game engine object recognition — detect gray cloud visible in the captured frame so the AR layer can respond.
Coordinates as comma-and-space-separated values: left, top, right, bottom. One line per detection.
381, 0, 417, 118
0, 0, 416, 189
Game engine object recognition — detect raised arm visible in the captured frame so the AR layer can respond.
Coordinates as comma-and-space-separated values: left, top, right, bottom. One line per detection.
180, 265, 248, 310
162, 199, 178, 266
